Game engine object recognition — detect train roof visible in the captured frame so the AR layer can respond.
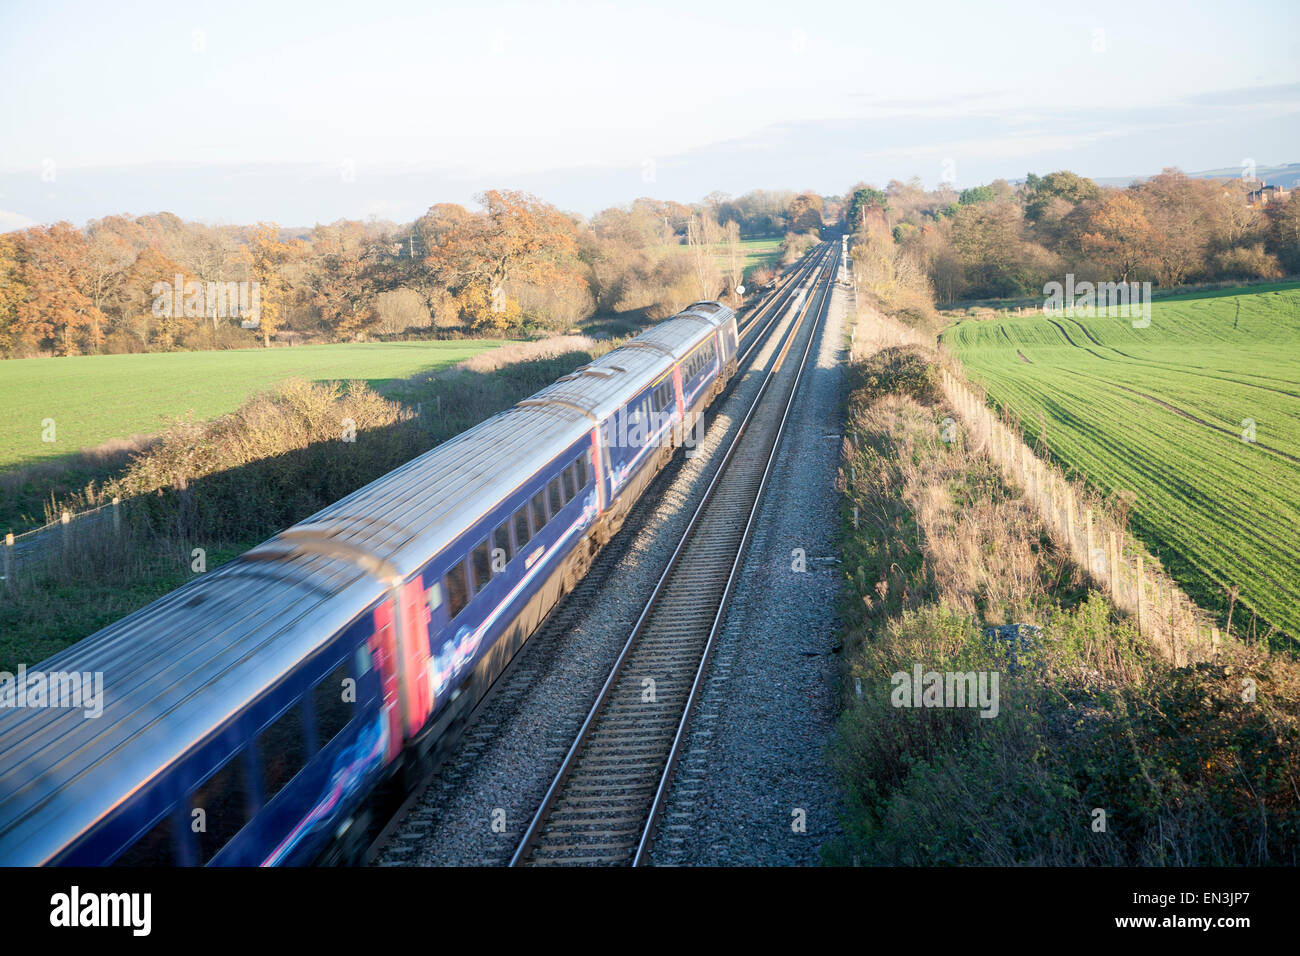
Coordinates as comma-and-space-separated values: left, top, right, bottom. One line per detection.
269, 302, 733, 580
0, 301, 733, 865
0, 550, 384, 865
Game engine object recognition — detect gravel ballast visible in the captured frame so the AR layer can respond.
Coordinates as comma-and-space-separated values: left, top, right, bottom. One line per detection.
647, 267, 850, 866
376, 286, 832, 867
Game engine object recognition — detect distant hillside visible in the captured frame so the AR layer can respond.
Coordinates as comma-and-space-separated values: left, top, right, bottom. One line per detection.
1095, 163, 1300, 189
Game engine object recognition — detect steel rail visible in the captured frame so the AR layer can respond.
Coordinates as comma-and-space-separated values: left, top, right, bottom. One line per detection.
509, 245, 839, 866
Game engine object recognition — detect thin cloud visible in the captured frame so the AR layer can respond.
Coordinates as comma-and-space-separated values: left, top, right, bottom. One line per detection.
1181, 82, 1300, 107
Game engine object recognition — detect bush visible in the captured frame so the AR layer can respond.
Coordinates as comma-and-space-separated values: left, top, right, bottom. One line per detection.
828, 595, 1300, 865
115, 378, 416, 540
848, 346, 941, 404
1211, 243, 1283, 280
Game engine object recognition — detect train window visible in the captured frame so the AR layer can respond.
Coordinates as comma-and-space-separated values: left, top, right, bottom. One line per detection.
189, 752, 255, 864
471, 539, 492, 592
493, 522, 513, 565
311, 661, 354, 749
547, 476, 563, 516
575, 452, 588, 489
561, 464, 576, 503
112, 813, 177, 866
531, 490, 548, 529
443, 563, 469, 619
513, 505, 532, 549
257, 701, 308, 803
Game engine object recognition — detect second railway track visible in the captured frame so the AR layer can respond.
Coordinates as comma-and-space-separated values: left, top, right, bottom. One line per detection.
510, 243, 840, 866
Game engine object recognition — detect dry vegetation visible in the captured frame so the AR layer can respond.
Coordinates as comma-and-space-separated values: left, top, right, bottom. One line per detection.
828, 345, 1300, 865
1, 335, 617, 667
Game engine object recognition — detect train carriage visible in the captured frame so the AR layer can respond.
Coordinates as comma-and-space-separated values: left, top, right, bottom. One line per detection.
0, 301, 737, 866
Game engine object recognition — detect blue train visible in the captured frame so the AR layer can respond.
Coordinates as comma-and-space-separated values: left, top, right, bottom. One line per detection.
0, 302, 739, 866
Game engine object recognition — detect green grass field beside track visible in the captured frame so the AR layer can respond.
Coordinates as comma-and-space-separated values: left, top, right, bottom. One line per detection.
0, 339, 503, 472
945, 284, 1300, 642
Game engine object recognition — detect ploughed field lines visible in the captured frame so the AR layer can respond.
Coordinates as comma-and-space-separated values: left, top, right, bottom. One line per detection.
511, 250, 835, 866
946, 285, 1300, 642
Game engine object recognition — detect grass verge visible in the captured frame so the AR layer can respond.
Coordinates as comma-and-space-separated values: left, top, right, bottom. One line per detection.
827, 345, 1300, 865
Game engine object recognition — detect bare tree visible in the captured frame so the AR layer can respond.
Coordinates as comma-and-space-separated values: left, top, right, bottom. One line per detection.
724, 220, 744, 307
686, 214, 712, 300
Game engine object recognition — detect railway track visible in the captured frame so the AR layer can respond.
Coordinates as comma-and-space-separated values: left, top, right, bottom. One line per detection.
737, 243, 828, 346
367, 241, 835, 866
509, 242, 839, 866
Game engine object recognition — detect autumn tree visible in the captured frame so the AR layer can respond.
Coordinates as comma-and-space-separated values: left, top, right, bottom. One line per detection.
15, 223, 104, 355
950, 199, 1036, 296
122, 245, 184, 348
788, 193, 824, 233
82, 230, 135, 348
0, 235, 31, 355
1266, 192, 1300, 272
1079, 193, 1155, 284
239, 223, 297, 347
306, 221, 384, 340
421, 190, 580, 333
1132, 169, 1217, 286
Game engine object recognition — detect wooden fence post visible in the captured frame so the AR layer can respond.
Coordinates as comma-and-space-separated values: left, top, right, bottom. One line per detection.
1134, 554, 1144, 633
1108, 530, 1118, 598
1065, 488, 1075, 554
3, 532, 11, 588
1085, 508, 1095, 576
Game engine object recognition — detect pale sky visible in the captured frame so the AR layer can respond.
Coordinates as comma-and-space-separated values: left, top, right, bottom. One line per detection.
1, 0, 1298, 227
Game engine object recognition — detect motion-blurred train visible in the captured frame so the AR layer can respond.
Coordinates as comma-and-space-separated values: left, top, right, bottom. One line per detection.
0, 301, 739, 866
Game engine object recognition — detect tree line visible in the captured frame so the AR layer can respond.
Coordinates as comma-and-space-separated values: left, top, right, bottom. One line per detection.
844, 168, 1300, 316
0, 188, 828, 357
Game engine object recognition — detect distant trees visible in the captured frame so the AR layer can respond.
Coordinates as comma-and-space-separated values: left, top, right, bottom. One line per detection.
419, 189, 582, 333
788, 193, 825, 233
1267, 193, 1300, 273
0, 234, 30, 354
0, 184, 850, 358
16, 223, 104, 355
1079, 193, 1154, 284
846, 186, 888, 234
845, 166, 1299, 305
306, 221, 384, 341
1024, 170, 1100, 221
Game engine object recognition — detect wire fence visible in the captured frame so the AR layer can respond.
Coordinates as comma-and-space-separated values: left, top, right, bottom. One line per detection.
852, 293, 1223, 665
2, 497, 124, 587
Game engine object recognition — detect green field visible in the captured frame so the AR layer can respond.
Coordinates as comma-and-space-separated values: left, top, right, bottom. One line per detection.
944, 283, 1300, 641
707, 237, 783, 283
0, 339, 502, 472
